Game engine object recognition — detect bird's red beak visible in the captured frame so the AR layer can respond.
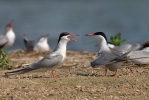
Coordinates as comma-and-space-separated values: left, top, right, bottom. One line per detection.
44, 34, 49, 38
68, 34, 79, 42
7, 22, 13, 28
70, 34, 79, 36
85, 34, 95, 36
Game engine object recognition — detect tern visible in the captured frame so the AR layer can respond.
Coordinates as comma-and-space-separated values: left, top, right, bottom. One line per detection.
107, 40, 149, 53
96, 42, 142, 54
24, 34, 50, 52
85, 32, 126, 76
86, 32, 149, 76
0, 22, 15, 49
125, 50, 149, 64
108, 43, 149, 54
33, 34, 50, 52
5, 32, 79, 78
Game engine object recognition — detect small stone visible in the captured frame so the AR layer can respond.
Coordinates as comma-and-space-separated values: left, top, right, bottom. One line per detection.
136, 90, 140, 92
75, 85, 81, 89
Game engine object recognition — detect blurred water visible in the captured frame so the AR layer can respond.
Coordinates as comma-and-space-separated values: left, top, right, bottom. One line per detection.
0, 0, 149, 52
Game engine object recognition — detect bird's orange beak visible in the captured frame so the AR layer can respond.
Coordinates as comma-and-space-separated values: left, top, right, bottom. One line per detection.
68, 34, 79, 42
85, 34, 95, 36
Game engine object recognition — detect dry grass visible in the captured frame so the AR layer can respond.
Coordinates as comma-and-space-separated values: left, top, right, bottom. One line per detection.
0, 50, 149, 100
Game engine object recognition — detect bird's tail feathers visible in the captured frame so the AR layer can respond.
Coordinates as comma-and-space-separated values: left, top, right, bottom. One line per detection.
5, 67, 34, 77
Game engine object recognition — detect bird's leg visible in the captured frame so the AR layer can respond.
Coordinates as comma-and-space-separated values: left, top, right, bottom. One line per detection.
51, 71, 58, 78
105, 69, 108, 76
113, 70, 117, 76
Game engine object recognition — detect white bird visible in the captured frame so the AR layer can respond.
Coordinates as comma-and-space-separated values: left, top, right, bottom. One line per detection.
24, 34, 50, 52
33, 34, 50, 52
86, 32, 149, 76
5, 32, 79, 78
0, 22, 15, 49
126, 50, 149, 64
85, 32, 127, 76
97, 42, 143, 54
107, 40, 149, 53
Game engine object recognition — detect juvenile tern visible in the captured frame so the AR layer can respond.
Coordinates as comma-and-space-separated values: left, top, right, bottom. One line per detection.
5, 32, 79, 78
0, 22, 15, 49
85, 32, 125, 76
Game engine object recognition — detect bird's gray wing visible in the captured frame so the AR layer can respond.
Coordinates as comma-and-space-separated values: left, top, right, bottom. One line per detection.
127, 50, 149, 64
29, 54, 63, 69
0, 35, 8, 48
111, 44, 141, 54
5, 54, 63, 76
113, 44, 132, 51
91, 52, 118, 67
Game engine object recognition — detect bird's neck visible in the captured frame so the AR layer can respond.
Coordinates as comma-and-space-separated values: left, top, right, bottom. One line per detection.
5, 29, 15, 38
42, 39, 48, 44
5, 29, 15, 45
54, 39, 68, 56
98, 39, 110, 52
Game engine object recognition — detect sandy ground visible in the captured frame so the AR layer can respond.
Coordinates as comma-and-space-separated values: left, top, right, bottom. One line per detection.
0, 50, 149, 100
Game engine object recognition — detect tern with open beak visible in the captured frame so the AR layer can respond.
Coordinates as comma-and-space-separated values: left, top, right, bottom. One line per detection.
5, 32, 79, 78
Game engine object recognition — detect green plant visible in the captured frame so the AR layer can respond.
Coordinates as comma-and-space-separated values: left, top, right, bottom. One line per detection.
0, 49, 13, 69
110, 33, 126, 46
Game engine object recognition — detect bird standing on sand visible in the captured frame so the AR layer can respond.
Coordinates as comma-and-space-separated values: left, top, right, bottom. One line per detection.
24, 34, 50, 52
86, 32, 149, 76
0, 22, 15, 49
5, 32, 79, 78
85, 32, 125, 76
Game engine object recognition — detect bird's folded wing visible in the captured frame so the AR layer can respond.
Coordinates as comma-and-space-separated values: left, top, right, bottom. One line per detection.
127, 50, 149, 64
91, 53, 118, 67
0, 35, 8, 48
110, 44, 141, 54
29, 54, 63, 69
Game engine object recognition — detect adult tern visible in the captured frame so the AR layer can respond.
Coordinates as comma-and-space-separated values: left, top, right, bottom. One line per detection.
107, 40, 149, 53
86, 32, 149, 76
0, 22, 15, 49
24, 34, 50, 52
5, 32, 79, 78
126, 50, 149, 64
109, 43, 149, 54
85, 32, 125, 76
96, 41, 142, 54
33, 34, 50, 52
